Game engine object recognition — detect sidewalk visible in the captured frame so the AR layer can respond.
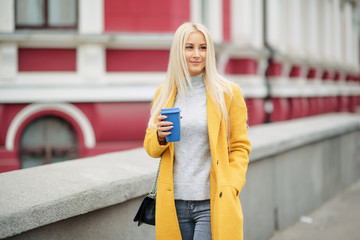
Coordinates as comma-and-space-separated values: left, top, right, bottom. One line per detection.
269, 178, 360, 240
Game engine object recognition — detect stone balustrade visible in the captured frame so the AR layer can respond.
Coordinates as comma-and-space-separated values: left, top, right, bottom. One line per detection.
1, 113, 359, 240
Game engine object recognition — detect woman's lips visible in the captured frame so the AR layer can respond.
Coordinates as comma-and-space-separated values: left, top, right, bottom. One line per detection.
190, 61, 202, 64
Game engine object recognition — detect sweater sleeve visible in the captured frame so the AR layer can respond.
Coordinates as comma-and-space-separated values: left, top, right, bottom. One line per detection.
228, 84, 251, 196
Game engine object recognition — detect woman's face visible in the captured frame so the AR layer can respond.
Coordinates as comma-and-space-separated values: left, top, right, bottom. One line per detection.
185, 31, 207, 76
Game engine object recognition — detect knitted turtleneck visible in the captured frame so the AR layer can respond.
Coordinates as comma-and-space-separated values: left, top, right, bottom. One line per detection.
173, 73, 211, 200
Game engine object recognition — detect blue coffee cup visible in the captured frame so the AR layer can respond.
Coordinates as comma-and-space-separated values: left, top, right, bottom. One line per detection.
160, 107, 181, 142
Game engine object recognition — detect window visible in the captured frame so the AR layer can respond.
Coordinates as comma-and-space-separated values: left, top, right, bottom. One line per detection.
15, 0, 78, 29
19, 116, 79, 169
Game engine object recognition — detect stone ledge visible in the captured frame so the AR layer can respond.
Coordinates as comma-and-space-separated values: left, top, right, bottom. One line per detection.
0, 113, 359, 238
0, 149, 159, 238
249, 113, 360, 161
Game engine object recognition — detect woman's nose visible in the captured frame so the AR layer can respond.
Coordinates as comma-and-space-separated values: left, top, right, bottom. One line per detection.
194, 48, 200, 57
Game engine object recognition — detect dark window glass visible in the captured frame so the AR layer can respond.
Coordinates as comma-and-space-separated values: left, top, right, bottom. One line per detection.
15, 0, 78, 29
19, 116, 79, 169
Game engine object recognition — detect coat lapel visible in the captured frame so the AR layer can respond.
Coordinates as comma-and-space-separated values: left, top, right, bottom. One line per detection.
206, 91, 221, 151
164, 88, 177, 174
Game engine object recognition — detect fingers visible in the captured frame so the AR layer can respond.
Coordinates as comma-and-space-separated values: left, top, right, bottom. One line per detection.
158, 115, 167, 121
157, 115, 173, 139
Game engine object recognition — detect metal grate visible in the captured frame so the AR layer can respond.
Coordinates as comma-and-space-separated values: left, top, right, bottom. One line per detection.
19, 116, 79, 168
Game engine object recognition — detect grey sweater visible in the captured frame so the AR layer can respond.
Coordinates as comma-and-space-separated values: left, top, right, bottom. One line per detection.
173, 73, 211, 200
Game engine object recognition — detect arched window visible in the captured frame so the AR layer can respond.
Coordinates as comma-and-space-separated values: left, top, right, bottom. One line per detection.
19, 116, 79, 168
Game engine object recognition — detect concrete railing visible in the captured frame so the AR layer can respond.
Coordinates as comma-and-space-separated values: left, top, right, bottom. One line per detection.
1, 113, 359, 240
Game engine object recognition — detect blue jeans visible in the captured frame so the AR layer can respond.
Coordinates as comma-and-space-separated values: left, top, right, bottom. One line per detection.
175, 200, 212, 240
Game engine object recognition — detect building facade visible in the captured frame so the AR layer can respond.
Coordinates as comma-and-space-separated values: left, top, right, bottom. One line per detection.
0, 0, 359, 172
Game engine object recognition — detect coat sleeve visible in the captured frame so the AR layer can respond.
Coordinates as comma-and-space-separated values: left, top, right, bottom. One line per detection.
143, 85, 170, 158
228, 84, 251, 196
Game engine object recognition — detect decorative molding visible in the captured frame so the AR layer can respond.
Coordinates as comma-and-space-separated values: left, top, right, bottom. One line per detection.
6, 103, 96, 150
0, 85, 159, 103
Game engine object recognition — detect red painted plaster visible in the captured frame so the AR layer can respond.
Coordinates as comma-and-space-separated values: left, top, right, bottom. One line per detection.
18, 48, 76, 71
267, 61, 282, 77
337, 96, 349, 112
91, 102, 151, 141
289, 97, 308, 119
271, 98, 289, 122
0, 101, 153, 172
225, 58, 257, 75
0, 104, 27, 146
289, 65, 301, 78
106, 49, 170, 72
245, 98, 265, 126
307, 68, 317, 79
223, 0, 231, 42
104, 0, 190, 32
322, 70, 331, 80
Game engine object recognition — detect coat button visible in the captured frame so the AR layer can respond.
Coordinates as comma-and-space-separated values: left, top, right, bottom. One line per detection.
217, 160, 219, 165
219, 192, 223, 198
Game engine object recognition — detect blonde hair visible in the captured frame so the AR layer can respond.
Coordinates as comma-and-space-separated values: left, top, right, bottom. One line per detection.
148, 22, 233, 134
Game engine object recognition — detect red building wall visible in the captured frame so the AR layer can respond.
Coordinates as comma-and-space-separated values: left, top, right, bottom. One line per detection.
104, 0, 190, 32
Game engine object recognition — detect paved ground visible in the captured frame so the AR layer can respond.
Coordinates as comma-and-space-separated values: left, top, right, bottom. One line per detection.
269, 179, 360, 240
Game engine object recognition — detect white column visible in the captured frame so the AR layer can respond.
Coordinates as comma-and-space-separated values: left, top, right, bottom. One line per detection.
190, 0, 202, 23
253, 0, 264, 49
332, 0, 342, 65
304, 0, 320, 62
344, 2, 353, 67
79, 0, 104, 34
351, 6, 359, 69
0, 43, 17, 82
286, 0, 304, 58
266, 0, 286, 52
205, 0, 223, 43
78, 0, 105, 84
231, 0, 252, 46
190, 0, 222, 42
0, 0, 14, 32
231, 0, 263, 48
318, 0, 333, 64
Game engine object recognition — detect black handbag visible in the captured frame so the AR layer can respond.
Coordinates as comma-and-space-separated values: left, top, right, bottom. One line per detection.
133, 194, 156, 226
133, 160, 160, 226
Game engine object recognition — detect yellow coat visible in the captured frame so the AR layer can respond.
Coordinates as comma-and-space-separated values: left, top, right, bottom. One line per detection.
144, 82, 251, 240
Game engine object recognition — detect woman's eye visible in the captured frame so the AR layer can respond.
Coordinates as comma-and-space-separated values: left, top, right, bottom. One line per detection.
186, 46, 193, 50
200, 46, 207, 50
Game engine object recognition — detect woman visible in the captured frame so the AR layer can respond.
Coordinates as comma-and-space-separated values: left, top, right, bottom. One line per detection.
144, 22, 251, 240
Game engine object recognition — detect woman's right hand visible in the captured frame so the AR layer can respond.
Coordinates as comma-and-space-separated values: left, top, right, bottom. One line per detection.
157, 115, 173, 141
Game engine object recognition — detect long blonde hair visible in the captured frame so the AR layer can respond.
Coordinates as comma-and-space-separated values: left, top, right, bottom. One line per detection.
148, 22, 233, 133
